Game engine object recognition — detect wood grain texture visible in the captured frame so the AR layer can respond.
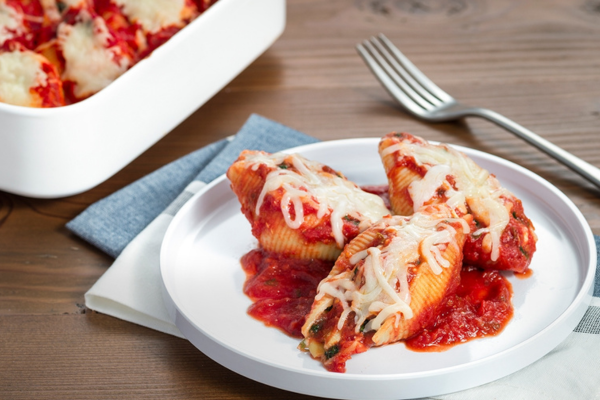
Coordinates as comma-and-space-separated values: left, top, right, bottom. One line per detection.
1, 0, 599, 398
0, 313, 317, 400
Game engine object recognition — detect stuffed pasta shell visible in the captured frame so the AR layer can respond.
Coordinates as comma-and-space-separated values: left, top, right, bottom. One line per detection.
300, 203, 470, 372
0, 47, 65, 107
227, 150, 391, 261
379, 132, 537, 273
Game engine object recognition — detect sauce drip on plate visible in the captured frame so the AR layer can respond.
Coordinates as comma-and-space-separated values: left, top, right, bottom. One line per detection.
241, 250, 514, 349
241, 249, 332, 338
240, 184, 516, 352
405, 266, 513, 351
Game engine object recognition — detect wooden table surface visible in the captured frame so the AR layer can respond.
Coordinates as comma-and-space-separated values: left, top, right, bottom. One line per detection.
2, 0, 600, 398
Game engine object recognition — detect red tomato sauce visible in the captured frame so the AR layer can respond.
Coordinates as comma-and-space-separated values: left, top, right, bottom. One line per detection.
3, 0, 45, 51
250, 190, 364, 246
406, 266, 513, 351
240, 181, 516, 353
462, 198, 536, 274
241, 249, 514, 353
515, 268, 534, 279
33, 59, 65, 107
241, 249, 333, 338
304, 301, 375, 373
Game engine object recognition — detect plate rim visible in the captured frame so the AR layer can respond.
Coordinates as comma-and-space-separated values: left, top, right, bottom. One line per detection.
160, 137, 596, 398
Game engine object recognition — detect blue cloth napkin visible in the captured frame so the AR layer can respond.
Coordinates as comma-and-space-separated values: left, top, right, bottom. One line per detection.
67, 113, 600, 399
66, 114, 318, 338
68, 113, 600, 297
67, 114, 318, 257
596, 236, 600, 297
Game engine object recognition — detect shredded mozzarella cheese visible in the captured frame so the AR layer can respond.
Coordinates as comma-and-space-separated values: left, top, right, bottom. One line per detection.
314, 210, 468, 334
387, 138, 510, 261
113, 0, 189, 33
0, 50, 48, 107
58, 17, 130, 98
409, 164, 451, 210
0, 1, 23, 45
245, 152, 390, 248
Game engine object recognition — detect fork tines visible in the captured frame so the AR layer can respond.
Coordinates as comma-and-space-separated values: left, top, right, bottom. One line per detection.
356, 34, 453, 116
356, 35, 600, 189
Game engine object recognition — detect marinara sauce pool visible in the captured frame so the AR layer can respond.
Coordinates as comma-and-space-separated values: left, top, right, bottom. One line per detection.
241, 249, 333, 338
240, 180, 515, 349
406, 266, 513, 351
241, 248, 515, 351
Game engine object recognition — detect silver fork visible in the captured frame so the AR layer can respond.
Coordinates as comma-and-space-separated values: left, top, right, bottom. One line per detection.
357, 33, 600, 190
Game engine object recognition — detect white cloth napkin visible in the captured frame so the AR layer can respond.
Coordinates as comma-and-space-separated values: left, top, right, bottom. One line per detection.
68, 114, 600, 399
433, 296, 600, 400
68, 114, 318, 337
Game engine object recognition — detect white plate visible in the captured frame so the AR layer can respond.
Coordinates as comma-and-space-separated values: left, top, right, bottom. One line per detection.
160, 138, 596, 400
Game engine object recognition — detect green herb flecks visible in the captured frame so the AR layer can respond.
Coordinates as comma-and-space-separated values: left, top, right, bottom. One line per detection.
309, 323, 321, 334
324, 345, 340, 359
519, 246, 529, 259
343, 215, 360, 226
360, 319, 370, 333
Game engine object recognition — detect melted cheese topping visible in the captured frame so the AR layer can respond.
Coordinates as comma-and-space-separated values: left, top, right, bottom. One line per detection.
0, 1, 24, 45
382, 140, 510, 261
244, 152, 390, 248
39, 0, 60, 23
0, 50, 48, 106
315, 211, 469, 333
58, 17, 130, 98
60, 0, 89, 8
113, 0, 188, 33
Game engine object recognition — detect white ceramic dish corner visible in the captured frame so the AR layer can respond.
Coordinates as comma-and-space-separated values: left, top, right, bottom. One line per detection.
0, 0, 286, 198
160, 138, 596, 400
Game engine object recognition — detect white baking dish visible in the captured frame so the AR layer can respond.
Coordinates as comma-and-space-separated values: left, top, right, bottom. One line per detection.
0, 0, 286, 198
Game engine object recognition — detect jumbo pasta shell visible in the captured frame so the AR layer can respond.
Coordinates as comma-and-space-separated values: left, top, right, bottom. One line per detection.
301, 204, 468, 372
227, 150, 390, 260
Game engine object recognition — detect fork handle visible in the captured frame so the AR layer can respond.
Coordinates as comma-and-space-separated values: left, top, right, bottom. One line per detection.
469, 108, 600, 189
